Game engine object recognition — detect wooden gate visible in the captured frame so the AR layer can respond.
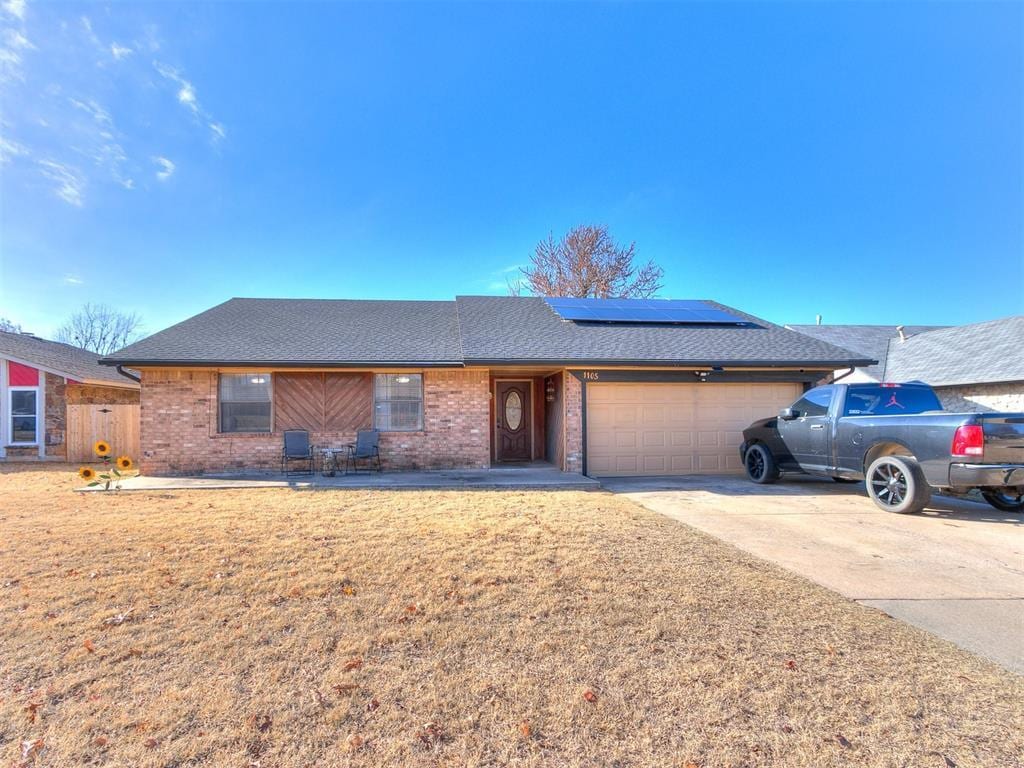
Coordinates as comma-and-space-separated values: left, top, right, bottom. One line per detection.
66, 404, 141, 463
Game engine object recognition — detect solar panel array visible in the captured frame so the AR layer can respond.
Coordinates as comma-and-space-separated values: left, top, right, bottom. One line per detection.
544, 297, 754, 326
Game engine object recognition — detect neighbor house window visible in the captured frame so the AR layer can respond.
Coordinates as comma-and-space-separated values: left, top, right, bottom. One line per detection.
374, 373, 423, 431
219, 373, 272, 433
9, 389, 38, 444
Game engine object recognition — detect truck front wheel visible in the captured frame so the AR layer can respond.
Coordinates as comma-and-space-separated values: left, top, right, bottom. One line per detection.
744, 443, 780, 484
866, 456, 932, 514
981, 490, 1024, 513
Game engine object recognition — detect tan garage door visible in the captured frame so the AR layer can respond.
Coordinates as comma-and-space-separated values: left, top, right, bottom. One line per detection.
586, 382, 802, 476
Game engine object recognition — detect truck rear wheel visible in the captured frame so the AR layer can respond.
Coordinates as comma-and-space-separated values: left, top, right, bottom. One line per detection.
866, 456, 931, 514
744, 443, 780, 484
981, 490, 1024, 513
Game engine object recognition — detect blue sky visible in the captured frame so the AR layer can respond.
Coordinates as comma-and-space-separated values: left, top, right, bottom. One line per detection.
1, 1, 1021, 339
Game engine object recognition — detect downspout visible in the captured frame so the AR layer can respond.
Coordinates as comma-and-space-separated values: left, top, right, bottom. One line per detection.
116, 365, 141, 384
830, 367, 856, 384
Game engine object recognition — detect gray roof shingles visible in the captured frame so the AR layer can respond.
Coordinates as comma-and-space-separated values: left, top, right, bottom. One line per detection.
455, 296, 871, 365
103, 298, 464, 366
102, 296, 870, 368
787, 324, 948, 379
881, 315, 1024, 387
0, 331, 138, 386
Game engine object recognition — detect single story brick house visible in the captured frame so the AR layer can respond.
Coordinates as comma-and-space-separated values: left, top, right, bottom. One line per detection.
0, 331, 141, 461
100, 296, 869, 477
790, 316, 1024, 413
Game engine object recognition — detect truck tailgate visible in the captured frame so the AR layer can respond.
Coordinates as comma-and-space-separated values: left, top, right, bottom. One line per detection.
982, 415, 1024, 463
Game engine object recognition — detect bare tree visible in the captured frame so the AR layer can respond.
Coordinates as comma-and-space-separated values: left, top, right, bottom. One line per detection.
55, 303, 143, 355
0, 317, 23, 333
515, 225, 663, 299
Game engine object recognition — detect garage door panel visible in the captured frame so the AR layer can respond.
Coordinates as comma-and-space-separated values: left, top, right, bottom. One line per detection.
586, 381, 802, 477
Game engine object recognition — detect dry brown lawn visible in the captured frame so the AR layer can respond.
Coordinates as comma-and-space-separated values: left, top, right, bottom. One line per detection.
1, 464, 1022, 768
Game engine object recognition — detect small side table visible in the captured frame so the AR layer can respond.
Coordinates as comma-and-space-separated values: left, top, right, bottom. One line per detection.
319, 448, 343, 477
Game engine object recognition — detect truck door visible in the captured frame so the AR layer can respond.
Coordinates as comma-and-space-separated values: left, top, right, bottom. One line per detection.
778, 385, 835, 473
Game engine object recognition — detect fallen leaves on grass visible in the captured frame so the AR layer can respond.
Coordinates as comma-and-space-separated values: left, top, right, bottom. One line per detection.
582, 690, 598, 703
102, 609, 133, 627
343, 657, 363, 672
249, 714, 272, 733
21, 739, 43, 760
416, 722, 444, 745
24, 700, 40, 723
83, 639, 96, 653
346, 733, 365, 751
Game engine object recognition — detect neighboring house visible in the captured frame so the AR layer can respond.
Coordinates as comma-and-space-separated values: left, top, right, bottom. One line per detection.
785, 324, 947, 383
100, 296, 869, 477
882, 316, 1024, 413
789, 316, 1024, 413
0, 331, 141, 461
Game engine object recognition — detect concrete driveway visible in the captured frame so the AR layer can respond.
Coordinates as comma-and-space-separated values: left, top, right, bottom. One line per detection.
604, 474, 1024, 674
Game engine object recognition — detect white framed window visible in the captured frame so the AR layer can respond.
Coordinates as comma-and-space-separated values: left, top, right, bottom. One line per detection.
218, 373, 272, 433
374, 373, 423, 431
9, 387, 39, 444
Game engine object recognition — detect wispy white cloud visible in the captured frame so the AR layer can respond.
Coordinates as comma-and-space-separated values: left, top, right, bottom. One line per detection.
1, 0, 25, 21
155, 62, 198, 113
80, 15, 102, 50
4, 28, 31, 49
110, 42, 132, 60
0, 134, 28, 162
38, 159, 85, 206
154, 60, 224, 141
63, 273, 83, 285
69, 96, 112, 126
153, 155, 174, 181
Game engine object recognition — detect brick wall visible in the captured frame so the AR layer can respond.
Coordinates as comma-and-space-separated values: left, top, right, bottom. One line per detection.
66, 384, 140, 406
44, 373, 65, 458
138, 368, 491, 475
563, 372, 583, 473
936, 382, 1024, 414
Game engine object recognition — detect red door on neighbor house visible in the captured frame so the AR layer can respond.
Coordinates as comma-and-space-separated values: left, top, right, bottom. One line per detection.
495, 381, 531, 462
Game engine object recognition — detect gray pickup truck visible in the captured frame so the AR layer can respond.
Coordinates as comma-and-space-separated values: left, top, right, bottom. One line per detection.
740, 382, 1024, 514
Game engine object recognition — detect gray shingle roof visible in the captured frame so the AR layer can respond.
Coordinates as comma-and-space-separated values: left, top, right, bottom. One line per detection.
103, 296, 869, 368
456, 297, 871, 365
787, 324, 948, 379
103, 298, 464, 366
882, 316, 1024, 387
0, 331, 139, 387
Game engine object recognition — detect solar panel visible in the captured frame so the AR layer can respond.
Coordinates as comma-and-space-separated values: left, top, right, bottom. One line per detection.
543, 297, 755, 326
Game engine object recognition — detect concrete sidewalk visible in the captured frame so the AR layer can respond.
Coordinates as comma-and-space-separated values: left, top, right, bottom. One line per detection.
79, 466, 600, 492
605, 474, 1024, 674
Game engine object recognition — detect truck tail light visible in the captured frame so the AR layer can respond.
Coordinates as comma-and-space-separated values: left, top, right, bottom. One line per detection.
951, 425, 984, 457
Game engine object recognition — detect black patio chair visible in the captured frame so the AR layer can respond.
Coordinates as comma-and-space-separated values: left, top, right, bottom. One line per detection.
346, 429, 382, 474
281, 430, 315, 476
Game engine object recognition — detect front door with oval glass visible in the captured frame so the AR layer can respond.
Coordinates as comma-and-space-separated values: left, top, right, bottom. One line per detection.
495, 381, 531, 461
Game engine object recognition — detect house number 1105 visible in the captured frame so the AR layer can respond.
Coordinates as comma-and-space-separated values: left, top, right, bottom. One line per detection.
582, 371, 600, 380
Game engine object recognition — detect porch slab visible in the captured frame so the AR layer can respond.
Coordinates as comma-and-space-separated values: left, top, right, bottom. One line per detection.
78, 466, 600, 492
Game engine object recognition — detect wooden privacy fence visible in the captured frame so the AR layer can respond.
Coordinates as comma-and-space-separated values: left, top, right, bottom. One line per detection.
66, 404, 141, 463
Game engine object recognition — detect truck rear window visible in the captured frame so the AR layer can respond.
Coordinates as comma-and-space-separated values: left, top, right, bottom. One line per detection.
843, 386, 943, 416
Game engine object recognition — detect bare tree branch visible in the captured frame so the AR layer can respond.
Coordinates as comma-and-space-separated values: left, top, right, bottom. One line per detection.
0, 317, 23, 333
516, 225, 664, 298
54, 303, 143, 355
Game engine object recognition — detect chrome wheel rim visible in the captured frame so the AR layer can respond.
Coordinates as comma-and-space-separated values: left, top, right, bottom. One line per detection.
746, 449, 765, 479
870, 462, 907, 506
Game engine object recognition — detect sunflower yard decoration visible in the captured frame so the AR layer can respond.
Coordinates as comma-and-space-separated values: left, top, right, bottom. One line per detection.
77, 440, 136, 491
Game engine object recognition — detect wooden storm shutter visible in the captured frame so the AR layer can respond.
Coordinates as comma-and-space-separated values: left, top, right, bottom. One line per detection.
274, 373, 326, 432
324, 373, 372, 431
273, 373, 372, 433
